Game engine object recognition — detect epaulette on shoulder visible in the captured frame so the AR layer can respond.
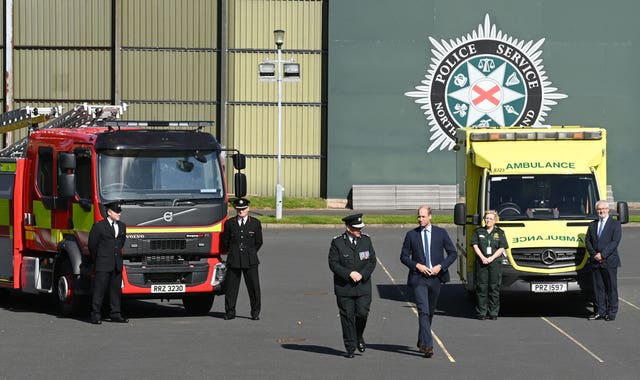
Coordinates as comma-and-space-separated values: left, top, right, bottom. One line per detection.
361, 232, 371, 237
332, 234, 344, 240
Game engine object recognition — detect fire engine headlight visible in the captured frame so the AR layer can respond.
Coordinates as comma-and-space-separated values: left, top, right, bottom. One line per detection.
211, 262, 227, 287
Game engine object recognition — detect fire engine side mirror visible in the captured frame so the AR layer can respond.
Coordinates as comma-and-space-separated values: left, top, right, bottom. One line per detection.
234, 173, 247, 198
58, 152, 76, 199
58, 152, 76, 171
58, 173, 75, 198
232, 153, 246, 170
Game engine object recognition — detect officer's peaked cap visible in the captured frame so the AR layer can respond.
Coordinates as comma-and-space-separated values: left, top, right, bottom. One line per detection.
105, 201, 122, 213
232, 198, 250, 209
342, 213, 365, 228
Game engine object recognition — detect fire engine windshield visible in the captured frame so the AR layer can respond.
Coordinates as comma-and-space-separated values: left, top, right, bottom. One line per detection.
97, 150, 224, 202
487, 174, 599, 221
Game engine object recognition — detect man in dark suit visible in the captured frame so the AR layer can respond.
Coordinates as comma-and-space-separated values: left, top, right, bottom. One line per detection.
328, 213, 377, 358
221, 198, 263, 320
400, 205, 457, 358
585, 200, 623, 321
88, 201, 128, 324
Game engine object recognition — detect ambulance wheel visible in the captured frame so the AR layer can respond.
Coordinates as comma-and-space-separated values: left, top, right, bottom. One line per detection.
182, 293, 215, 315
55, 260, 87, 317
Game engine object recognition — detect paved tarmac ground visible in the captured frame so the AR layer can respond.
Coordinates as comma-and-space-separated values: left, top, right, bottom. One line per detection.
1, 226, 639, 380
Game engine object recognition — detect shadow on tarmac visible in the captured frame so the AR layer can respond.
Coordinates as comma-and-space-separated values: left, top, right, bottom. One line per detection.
377, 282, 593, 320
281, 343, 423, 357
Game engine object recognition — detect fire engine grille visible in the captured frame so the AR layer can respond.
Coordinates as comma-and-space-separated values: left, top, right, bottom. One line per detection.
510, 247, 586, 269
150, 239, 186, 251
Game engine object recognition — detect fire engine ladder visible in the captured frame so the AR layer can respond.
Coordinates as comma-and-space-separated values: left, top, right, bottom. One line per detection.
0, 106, 62, 157
0, 103, 127, 158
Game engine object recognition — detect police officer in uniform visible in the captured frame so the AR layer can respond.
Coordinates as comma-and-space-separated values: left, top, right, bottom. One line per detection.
471, 209, 508, 320
328, 213, 377, 358
221, 198, 263, 320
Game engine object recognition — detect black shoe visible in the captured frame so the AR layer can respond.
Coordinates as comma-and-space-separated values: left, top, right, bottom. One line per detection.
90, 319, 102, 325
587, 313, 604, 320
418, 344, 427, 353
345, 350, 355, 358
488, 315, 498, 320
477, 315, 487, 320
224, 314, 236, 320
357, 338, 366, 352
424, 346, 434, 358
604, 315, 615, 321
251, 316, 260, 321
110, 316, 129, 323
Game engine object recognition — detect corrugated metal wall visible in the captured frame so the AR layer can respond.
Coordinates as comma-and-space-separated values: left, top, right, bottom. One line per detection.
2, 0, 326, 198
226, 0, 324, 197
121, 0, 217, 127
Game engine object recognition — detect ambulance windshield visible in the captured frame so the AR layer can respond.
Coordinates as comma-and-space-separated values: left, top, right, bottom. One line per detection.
487, 174, 599, 220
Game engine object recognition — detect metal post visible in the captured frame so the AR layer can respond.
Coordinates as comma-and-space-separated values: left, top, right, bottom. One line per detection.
4, 0, 14, 148
275, 41, 284, 219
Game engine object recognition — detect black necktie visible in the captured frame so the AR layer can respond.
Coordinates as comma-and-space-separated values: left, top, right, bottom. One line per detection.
111, 222, 116, 237
239, 218, 245, 227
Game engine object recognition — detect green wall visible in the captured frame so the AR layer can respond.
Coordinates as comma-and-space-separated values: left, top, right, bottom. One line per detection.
327, 0, 640, 201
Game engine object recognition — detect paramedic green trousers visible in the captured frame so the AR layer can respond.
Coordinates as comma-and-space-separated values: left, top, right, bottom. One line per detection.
476, 259, 502, 317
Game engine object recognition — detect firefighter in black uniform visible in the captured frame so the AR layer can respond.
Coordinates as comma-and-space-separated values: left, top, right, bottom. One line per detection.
328, 213, 377, 358
221, 198, 263, 320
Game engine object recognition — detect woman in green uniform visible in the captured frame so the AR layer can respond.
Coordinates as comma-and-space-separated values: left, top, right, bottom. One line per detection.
472, 210, 509, 320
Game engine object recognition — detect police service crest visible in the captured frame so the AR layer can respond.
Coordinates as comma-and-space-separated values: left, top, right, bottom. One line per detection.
405, 14, 567, 152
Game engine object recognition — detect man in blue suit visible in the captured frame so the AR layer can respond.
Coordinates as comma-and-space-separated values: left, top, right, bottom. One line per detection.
400, 205, 457, 358
585, 200, 623, 321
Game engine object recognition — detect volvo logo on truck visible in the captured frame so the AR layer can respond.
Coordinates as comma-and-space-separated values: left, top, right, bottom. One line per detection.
405, 14, 567, 152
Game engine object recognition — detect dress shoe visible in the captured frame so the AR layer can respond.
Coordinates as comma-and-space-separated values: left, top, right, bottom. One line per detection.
357, 337, 366, 353
224, 314, 236, 320
488, 315, 498, 320
587, 313, 604, 320
345, 350, 355, 358
251, 316, 260, 321
110, 316, 129, 323
477, 315, 487, 320
90, 319, 102, 325
604, 315, 615, 321
418, 344, 428, 353
424, 346, 434, 358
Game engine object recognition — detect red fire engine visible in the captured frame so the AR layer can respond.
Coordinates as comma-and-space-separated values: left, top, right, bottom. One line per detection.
0, 104, 246, 315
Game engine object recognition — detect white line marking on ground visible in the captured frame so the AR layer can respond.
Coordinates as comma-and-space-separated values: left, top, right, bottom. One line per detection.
619, 297, 640, 311
540, 317, 604, 363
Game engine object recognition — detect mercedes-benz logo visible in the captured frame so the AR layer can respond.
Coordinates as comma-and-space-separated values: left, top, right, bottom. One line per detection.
163, 211, 173, 222
541, 249, 556, 265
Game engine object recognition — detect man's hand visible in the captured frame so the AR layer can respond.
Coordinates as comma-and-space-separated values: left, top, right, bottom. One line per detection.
416, 263, 432, 276
350, 271, 363, 282
594, 252, 604, 263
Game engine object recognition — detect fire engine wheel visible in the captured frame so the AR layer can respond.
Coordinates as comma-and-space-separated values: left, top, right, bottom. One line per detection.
182, 293, 215, 316
54, 260, 86, 317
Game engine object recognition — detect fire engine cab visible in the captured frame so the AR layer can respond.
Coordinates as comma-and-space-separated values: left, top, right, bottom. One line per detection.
0, 104, 246, 315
